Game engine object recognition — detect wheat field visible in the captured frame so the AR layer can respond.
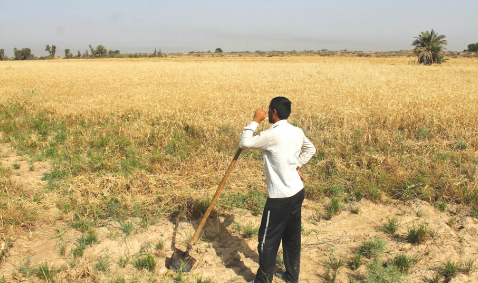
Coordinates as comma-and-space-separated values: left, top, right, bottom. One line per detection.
1, 57, 478, 281
2, 56, 478, 220
2, 57, 478, 131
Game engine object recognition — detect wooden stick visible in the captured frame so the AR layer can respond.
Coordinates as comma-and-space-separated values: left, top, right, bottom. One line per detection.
186, 148, 242, 252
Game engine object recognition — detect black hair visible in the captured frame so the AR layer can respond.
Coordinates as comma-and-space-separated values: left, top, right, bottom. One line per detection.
270, 97, 291, 120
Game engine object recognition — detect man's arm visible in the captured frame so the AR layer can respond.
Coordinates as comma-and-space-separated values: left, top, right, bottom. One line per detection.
239, 109, 270, 150
296, 135, 316, 181
298, 135, 316, 167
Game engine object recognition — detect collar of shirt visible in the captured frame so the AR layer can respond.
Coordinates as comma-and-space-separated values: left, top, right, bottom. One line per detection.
271, 119, 288, 128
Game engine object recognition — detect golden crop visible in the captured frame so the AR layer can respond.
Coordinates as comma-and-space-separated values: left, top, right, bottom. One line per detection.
1, 56, 478, 226
1, 56, 478, 282
2, 57, 477, 130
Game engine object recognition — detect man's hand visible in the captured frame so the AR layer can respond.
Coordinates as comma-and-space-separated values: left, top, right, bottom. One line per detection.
297, 166, 305, 181
253, 109, 267, 123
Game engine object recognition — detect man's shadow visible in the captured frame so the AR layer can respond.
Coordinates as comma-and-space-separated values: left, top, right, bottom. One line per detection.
167, 211, 258, 281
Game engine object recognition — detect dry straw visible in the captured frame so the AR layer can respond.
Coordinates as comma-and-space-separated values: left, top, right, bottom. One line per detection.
1, 56, 478, 234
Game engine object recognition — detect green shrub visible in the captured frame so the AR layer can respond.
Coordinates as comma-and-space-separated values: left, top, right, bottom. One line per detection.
366, 260, 404, 283
406, 223, 434, 244
71, 215, 93, 232
155, 240, 164, 251
354, 191, 364, 202
96, 254, 109, 272
357, 238, 386, 259
440, 261, 460, 280
325, 184, 344, 197
350, 204, 360, 214
325, 253, 345, 282
326, 198, 341, 219
242, 222, 259, 238
381, 217, 399, 235
391, 254, 415, 273
120, 221, 135, 237
471, 207, 478, 218
422, 272, 442, 283
72, 229, 98, 258
19, 256, 34, 276
436, 200, 448, 212
350, 254, 362, 270
118, 254, 130, 268
133, 253, 156, 271
59, 242, 66, 256
460, 259, 477, 275
34, 262, 57, 282
416, 210, 425, 217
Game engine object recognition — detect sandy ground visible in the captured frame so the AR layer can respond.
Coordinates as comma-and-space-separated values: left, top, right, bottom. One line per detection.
1, 145, 478, 282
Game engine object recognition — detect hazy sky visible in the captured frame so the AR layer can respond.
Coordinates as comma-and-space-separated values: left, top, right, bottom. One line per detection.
1, 0, 477, 56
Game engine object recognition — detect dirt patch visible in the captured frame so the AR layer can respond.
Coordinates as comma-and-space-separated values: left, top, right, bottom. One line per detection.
0, 143, 51, 189
1, 199, 477, 282
1, 143, 477, 282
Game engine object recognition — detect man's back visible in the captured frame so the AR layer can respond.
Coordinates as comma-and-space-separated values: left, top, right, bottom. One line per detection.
239, 119, 315, 198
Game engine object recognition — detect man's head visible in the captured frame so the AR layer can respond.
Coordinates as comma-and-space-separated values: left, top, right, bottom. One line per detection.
268, 97, 291, 123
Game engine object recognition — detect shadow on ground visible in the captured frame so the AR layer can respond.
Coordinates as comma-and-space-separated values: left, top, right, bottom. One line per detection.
167, 212, 259, 281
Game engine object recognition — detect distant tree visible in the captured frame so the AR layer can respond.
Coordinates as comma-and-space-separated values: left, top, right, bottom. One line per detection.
87, 44, 108, 57
14, 47, 32, 60
215, 48, 223, 53
96, 45, 107, 57
150, 49, 162, 58
64, 49, 72, 59
89, 45, 95, 57
468, 43, 478, 52
51, 45, 57, 58
108, 50, 116, 57
45, 45, 57, 58
412, 29, 447, 65
0, 49, 4, 61
85, 50, 89, 57
77, 51, 81, 58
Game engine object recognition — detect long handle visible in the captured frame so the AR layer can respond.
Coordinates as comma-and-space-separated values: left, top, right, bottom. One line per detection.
186, 148, 242, 252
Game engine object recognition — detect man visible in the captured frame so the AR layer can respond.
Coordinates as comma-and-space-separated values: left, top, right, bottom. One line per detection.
239, 97, 316, 283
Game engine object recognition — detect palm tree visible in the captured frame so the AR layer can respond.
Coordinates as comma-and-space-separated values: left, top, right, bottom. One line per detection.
96, 45, 107, 57
412, 29, 447, 65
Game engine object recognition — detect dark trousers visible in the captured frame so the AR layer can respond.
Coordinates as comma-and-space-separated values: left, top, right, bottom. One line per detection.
255, 189, 304, 283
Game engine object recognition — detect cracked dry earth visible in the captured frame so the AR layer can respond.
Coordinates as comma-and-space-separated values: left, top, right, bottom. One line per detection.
1, 144, 478, 282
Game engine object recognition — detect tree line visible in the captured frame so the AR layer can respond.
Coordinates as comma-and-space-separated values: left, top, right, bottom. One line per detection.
468, 43, 478, 53
1, 33, 478, 64
0, 45, 165, 61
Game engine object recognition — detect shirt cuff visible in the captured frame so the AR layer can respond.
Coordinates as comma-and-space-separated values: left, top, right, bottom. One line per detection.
244, 121, 259, 131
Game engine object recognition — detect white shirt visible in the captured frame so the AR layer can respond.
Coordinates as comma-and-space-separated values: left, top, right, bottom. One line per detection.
239, 120, 316, 198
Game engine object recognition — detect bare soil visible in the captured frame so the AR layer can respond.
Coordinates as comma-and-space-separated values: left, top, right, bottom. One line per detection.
1, 145, 477, 282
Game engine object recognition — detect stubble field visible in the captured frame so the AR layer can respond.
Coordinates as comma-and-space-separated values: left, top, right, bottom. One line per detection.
1, 57, 478, 282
